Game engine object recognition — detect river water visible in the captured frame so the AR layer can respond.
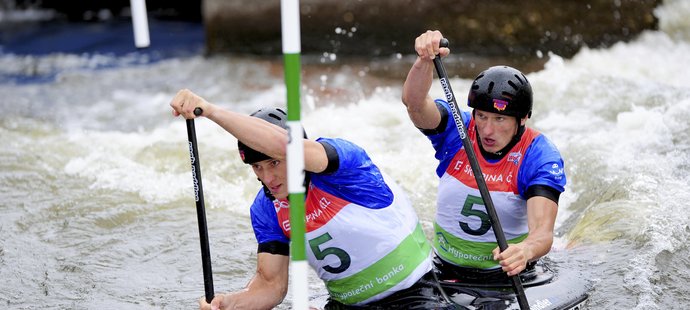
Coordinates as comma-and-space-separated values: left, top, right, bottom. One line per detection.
1, 0, 690, 309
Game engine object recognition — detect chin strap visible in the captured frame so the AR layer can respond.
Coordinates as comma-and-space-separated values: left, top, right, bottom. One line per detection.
260, 179, 276, 201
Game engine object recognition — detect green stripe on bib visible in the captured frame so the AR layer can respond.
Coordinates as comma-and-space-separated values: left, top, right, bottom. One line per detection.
325, 223, 431, 304
433, 222, 527, 269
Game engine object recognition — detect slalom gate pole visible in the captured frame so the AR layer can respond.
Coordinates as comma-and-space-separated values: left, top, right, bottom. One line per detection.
281, 1, 309, 309
129, 0, 150, 48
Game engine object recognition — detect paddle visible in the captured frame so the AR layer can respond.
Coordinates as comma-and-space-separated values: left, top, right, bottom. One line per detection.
186, 107, 215, 303
434, 38, 530, 310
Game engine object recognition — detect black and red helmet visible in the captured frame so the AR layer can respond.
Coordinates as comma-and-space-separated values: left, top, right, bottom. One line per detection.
467, 65, 533, 118
237, 107, 307, 164
237, 107, 288, 164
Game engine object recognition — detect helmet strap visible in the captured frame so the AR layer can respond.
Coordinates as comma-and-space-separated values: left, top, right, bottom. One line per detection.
260, 179, 276, 201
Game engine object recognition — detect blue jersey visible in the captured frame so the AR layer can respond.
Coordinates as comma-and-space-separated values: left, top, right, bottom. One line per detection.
426, 100, 566, 269
250, 137, 394, 245
248, 137, 433, 304
426, 99, 566, 199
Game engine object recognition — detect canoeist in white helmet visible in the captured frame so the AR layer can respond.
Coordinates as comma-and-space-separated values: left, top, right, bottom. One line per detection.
402, 30, 566, 283
170, 89, 459, 309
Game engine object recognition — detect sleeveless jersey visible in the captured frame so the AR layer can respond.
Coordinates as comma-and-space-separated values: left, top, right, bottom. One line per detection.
426, 100, 566, 269
250, 138, 432, 305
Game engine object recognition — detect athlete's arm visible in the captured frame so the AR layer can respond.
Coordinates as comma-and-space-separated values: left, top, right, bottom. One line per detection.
402, 30, 448, 130
170, 88, 335, 175
304, 140, 331, 173
170, 89, 289, 162
199, 252, 290, 310
493, 196, 557, 276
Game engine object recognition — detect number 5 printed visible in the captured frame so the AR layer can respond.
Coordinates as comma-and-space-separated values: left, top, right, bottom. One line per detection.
309, 232, 351, 274
459, 195, 491, 236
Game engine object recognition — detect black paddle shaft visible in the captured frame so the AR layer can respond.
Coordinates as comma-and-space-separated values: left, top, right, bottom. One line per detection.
434, 38, 530, 310
186, 107, 214, 303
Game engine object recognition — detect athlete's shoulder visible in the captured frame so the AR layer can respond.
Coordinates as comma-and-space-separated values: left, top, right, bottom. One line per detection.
434, 99, 471, 126
526, 132, 562, 157
249, 190, 290, 245
519, 131, 566, 193
317, 137, 363, 153
316, 137, 371, 168
249, 189, 276, 216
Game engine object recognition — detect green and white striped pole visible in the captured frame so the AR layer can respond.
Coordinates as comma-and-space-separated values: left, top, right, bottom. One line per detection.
281, 0, 308, 309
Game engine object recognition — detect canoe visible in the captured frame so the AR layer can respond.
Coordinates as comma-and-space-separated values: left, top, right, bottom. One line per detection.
438, 260, 590, 310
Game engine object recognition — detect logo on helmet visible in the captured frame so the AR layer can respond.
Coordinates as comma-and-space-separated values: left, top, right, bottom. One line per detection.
493, 99, 509, 111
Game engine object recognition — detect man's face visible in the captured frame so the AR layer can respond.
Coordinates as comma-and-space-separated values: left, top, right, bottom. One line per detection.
251, 158, 288, 199
474, 110, 525, 153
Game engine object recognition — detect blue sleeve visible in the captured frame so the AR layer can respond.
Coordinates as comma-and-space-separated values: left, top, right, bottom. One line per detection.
425, 99, 471, 177
249, 191, 290, 244
311, 137, 394, 209
517, 134, 567, 198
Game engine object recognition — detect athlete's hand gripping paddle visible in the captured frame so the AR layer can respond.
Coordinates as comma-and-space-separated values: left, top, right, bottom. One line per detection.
434, 38, 531, 310
186, 107, 215, 303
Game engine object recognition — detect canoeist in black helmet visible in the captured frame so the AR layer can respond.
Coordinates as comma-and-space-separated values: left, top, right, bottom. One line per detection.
401, 30, 566, 283
170, 89, 459, 310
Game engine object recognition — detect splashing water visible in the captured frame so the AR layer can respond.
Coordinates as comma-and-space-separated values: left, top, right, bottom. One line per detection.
1, 0, 690, 309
